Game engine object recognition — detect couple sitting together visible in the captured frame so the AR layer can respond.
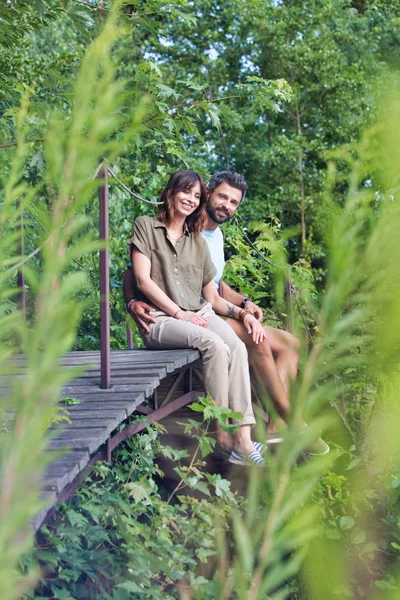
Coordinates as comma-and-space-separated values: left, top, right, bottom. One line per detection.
125, 169, 329, 465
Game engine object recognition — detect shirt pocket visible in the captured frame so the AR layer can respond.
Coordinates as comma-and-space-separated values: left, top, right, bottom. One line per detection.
186, 264, 203, 295
150, 249, 170, 286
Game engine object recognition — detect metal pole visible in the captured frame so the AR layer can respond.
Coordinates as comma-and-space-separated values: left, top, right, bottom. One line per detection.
126, 323, 133, 350
99, 166, 111, 389
17, 199, 26, 315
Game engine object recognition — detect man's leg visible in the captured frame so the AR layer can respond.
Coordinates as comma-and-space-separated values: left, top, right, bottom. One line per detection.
264, 327, 300, 396
226, 319, 298, 424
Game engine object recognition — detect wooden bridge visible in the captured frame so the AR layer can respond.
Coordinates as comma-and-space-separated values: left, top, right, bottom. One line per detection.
2, 348, 206, 531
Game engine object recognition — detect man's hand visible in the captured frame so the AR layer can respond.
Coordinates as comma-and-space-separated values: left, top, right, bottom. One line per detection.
176, 310, 208, 328
243, 313, 267, 344
244, 300, 264, 322
128, 300, 156, 335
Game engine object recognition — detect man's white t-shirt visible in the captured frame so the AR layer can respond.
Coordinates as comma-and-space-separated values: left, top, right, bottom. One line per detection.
200, 227, 225, 289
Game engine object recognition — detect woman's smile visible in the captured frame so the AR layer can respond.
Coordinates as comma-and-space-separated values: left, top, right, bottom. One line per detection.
173, 182, 201, 217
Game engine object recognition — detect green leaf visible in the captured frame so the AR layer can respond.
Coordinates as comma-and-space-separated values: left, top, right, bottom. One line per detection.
207, 104, 221, 128
339, 516, 355, 531
59, 397, 82, 406
325, 528, 341, 540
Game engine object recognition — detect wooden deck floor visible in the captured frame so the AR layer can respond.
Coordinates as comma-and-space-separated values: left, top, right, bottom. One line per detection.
1, 349, 205, 530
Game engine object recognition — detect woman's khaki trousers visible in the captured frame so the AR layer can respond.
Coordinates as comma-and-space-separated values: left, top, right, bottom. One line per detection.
143, 303, 255, 426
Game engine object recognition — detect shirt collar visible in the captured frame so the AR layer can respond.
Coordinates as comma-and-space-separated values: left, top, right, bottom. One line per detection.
153, 217, 190, 236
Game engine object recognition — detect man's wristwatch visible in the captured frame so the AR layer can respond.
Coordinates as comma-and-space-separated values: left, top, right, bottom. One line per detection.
240, 297, 250, 308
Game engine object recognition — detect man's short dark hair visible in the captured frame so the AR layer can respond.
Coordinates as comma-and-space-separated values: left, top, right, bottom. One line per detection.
208, 171, 248, 201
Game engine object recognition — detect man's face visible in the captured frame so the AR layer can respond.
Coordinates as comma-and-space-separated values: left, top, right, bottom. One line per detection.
206, 182, 243, 224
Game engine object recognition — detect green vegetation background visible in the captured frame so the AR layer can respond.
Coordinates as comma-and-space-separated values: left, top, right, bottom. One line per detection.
1, 1, 400, 598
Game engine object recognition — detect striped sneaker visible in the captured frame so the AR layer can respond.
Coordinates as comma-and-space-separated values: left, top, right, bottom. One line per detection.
228, 448, 266, 466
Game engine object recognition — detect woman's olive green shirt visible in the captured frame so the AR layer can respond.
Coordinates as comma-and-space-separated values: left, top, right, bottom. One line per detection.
130, 216, 216, 311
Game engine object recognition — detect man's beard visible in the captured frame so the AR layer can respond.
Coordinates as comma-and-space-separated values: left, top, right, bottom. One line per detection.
206, 204, 231, 225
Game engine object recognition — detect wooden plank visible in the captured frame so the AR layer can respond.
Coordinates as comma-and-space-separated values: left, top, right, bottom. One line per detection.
61, 382, 157, 396
59, 399, 145, 417
61, 400, 144, 418
51, 427, 110, 440
58, 417, 121, 427
32, 491, 58, 531
60, 391, 146, 401
59, 407, 126, 420
60, 375, 163, 387
1, 365, 170, 379
14, 348, 199, 359
50, 417, 118, 429
47, 429, 109, 453
47, 450, 91, 470
48, 438, 100, 453
9, 348, 200, 363
42, 472, 70, 493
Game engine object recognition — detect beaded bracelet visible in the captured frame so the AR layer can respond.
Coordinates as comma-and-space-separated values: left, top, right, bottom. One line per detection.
127, 298, 137, 312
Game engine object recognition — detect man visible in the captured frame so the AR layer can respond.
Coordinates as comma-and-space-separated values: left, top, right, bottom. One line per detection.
124, 171, 328, 453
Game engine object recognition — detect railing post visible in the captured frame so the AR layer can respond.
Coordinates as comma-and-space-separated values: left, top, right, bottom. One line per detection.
17, 199, 26, 315
99, 165, 111, 389
126, 323, 133, 350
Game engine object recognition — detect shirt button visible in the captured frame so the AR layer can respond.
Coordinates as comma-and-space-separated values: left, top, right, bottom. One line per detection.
177, 281, 180, 284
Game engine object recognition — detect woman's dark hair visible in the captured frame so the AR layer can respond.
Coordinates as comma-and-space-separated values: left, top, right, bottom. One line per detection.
157, 169, 208, 234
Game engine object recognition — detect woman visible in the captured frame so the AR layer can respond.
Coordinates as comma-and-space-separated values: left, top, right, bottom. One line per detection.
130, 169, 266, 465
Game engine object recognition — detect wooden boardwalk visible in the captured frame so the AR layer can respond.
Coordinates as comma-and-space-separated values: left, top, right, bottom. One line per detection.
1, 349, 205, 530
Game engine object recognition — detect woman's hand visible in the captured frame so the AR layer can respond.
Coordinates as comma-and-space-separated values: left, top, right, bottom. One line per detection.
243, 313, 267, 344
175, 310, 208, 328
244, 300, 264, 322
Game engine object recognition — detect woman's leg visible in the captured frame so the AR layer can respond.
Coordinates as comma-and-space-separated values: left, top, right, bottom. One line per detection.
200, 308, 258, 455
145, 311, 259, 457
144, 314, 232, 414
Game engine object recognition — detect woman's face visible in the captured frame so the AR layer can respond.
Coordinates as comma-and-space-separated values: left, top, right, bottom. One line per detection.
172, 181, 201, 219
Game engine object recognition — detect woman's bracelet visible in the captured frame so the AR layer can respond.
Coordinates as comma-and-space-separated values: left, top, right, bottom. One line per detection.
173, 309, 182, 319
126, 298, 137, 312
239, 308, 252, 321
